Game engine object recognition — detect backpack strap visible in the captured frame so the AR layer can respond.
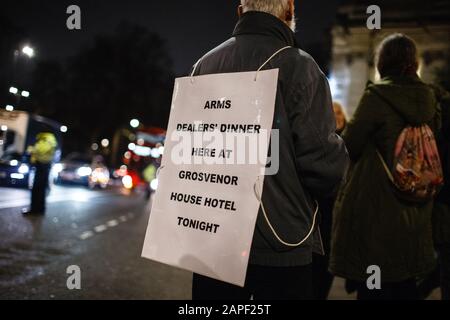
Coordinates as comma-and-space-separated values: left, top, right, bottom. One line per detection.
368, 86, 399, 182
376, 149, 395, 183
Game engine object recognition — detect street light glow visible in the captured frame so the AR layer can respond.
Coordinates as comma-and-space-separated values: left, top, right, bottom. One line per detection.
1, 125, 7, 131
130, 119, 140, 128
5, 105, 14, 112
22, 46, 34, 58
21, 90, 30, 97
122, 175, 133, 189
101, 139, 110, 148
60, 125, 68, 133
9, 87, 18, 94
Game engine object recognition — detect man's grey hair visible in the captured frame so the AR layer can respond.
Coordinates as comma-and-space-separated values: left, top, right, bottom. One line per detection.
240, 0, 295, 31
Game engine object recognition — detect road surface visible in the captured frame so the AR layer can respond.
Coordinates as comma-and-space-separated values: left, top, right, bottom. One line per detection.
0, 185, 191, 299
0, 185, 441, 299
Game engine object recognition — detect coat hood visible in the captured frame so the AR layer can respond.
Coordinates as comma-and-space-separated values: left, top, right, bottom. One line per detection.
369, 76, 437, 126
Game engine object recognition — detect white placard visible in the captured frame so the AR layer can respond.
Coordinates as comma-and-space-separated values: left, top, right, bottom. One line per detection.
141, 69, 278, 287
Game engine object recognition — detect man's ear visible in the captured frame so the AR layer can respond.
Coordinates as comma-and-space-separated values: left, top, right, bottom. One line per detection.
285, 0, 294, 21
237, 5, 244, 17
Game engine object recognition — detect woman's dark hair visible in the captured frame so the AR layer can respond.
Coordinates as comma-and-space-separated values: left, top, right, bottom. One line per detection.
376, 33, 419, 78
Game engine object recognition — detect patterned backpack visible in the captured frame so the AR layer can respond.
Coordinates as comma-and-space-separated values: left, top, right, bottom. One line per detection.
371, 88, 444, 203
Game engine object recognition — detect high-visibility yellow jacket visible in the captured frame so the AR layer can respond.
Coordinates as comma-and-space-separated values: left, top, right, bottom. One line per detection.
29, 132, 57, 164
143, 164, 157, 182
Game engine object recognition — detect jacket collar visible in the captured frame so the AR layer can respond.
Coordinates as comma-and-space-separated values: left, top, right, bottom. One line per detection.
233, 11, 299, 48
380, 74, 423, 85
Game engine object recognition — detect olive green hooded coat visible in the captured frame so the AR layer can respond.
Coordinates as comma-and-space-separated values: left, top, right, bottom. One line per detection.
330, 75, 441, 282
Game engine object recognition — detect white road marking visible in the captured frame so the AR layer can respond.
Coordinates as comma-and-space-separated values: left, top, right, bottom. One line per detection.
107, 219, 118, 227
79, 231, 94, 240
94, 224, 107, 233
76, 213, 135, 240
0, 188, 112, 209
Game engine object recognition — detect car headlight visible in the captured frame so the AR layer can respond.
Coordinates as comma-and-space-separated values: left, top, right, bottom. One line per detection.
92, 168, 109, 180
53, 163, 64, 174
77, 166, 92, 177
18, 164, 29, 174
10, 173, 25, 179
150, 178, 158, 191
122, 175, 133, 189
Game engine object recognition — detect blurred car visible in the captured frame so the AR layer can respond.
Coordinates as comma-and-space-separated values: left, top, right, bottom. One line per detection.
0, 152, 32, 188
53, 153, 110, 189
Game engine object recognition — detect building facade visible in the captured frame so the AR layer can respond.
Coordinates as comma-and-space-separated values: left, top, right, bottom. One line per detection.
330, 0, 450, 117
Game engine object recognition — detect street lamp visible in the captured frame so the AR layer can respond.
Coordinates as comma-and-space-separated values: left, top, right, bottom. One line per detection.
60, 125, 68, 133
130, 119, 140, 128
9, 87, 18, 94
21, 90, 30, 98
101, 139, 110, 148
9, 45, 34, 99
21, 46, 34, 58
5, 105, 14, 112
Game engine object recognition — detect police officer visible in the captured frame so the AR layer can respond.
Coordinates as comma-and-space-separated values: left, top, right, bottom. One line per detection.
23, 132, 57, 215
142, 161, 157, 199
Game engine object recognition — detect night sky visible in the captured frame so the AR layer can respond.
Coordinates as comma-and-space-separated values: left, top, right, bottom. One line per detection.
3, 0, 339, 75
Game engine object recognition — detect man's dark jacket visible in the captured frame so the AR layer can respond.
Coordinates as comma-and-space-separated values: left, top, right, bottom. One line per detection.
192, 11, 348, 266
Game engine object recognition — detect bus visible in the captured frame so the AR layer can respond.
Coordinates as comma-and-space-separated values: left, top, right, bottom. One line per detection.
113, 126, 165, 197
